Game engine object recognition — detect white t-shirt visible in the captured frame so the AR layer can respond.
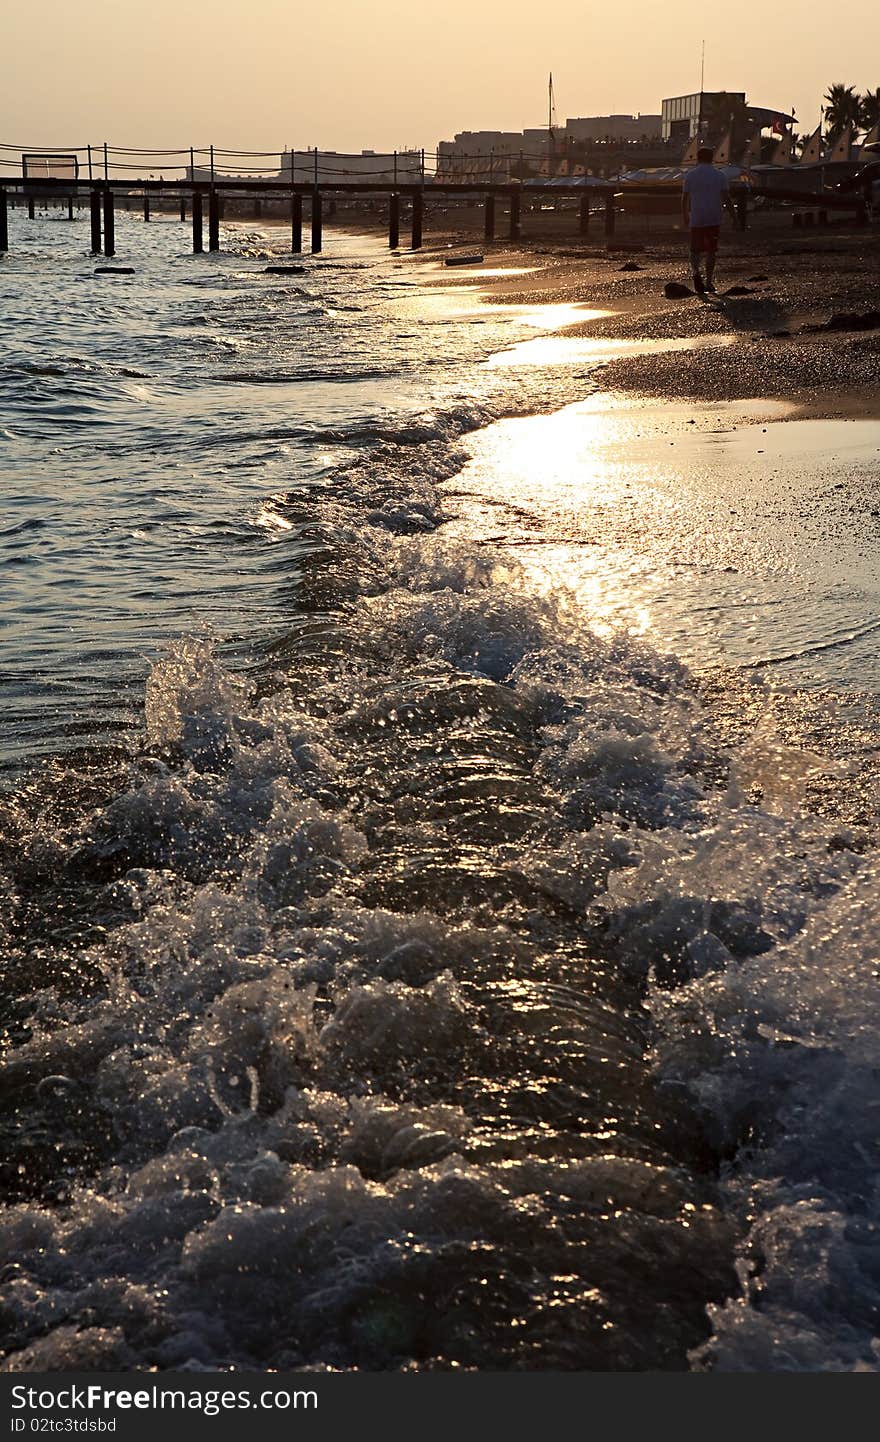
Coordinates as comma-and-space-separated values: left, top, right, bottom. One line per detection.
683, 164, 729, 227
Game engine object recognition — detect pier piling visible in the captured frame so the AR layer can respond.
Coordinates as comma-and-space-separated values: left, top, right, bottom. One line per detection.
208, 188, 220, 251
192, 190, 203, 253
102, 188, 115, 256
89, 189, 102, 253
311, 190, 323, 253
2, 170, 680, 267
604, 193, 615, 238
484, 193, 496, 242
0, 190, 7, 252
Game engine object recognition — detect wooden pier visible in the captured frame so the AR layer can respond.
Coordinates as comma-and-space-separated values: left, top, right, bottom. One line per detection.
0, 174, 621, 258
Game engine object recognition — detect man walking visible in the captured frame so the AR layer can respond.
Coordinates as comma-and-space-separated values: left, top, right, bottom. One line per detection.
682, 146, 735, 295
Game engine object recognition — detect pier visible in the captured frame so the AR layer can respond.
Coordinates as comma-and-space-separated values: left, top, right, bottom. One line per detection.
0, 174, 621, 258
0, 138, 872, 260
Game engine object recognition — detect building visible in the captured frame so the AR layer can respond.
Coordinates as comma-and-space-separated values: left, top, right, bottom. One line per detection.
435, 131, 541, 181
186, 166, 274, 188
565, 114, 661, 142
661, 92, 746, 143
279, 149, 422, 184
521, 128, 552, 154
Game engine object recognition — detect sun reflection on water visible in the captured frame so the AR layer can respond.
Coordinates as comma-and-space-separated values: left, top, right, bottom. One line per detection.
485, 333, 734, 368
442, 398, 880, 678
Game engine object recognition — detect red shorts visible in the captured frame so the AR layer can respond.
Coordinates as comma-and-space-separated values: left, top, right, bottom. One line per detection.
690, 225, 720, 253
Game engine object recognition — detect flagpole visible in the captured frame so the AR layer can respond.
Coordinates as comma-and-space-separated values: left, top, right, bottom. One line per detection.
699, 39, 705, 136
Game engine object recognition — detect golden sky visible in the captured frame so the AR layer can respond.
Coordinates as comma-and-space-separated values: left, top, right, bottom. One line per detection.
5, 0, 878, 153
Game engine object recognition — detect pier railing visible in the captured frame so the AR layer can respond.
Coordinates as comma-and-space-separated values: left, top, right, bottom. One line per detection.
0, 140, 665, 185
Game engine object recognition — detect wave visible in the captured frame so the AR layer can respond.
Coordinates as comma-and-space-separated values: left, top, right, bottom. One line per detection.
1, 538, 877, 1371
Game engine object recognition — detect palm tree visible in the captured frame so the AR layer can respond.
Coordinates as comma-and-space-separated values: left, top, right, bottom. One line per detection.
824, 83, 861, 141
860, 88, 880, 133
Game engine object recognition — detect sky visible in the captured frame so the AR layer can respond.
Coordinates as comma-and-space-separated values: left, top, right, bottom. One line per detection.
4, 0, 879, 158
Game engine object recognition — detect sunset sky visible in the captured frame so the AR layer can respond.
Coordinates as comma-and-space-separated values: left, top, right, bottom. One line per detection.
4, 0, 878, 154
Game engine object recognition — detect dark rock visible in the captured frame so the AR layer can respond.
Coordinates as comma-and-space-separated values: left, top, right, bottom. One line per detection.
664, 281, 694, 299
618, 261, 643, 271
444, 254, 484, 267
264, 265, 306, 274
747, 274, 769, 281
804, 310, 880, 333
95, 267, 135, 275
722, 285, 755, 296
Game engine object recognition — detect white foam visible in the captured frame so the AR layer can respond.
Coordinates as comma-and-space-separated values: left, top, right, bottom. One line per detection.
3, 539, 879, 1372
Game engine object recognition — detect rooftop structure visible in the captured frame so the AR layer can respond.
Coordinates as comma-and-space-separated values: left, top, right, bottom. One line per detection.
279, 149, 422, 185
565, 114, 661, 142
661, 92, 747, 143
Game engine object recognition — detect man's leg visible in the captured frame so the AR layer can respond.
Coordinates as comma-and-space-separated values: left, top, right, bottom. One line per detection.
690, 229, 705, 292
705, 229, 720, 291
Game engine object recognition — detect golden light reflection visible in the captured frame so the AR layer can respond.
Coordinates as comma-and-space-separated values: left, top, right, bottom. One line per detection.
512, 543, 658, 640
440, 396, 807, 651
457, 400, 664, 506
435, 266, 539, 279
445, 402, 680, 638
486, 333, 734, 368
254, 502, 294, 532
511, 303, 610, 332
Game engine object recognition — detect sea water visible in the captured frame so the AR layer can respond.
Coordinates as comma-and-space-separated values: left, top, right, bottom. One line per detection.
1, 207, 879, 1372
